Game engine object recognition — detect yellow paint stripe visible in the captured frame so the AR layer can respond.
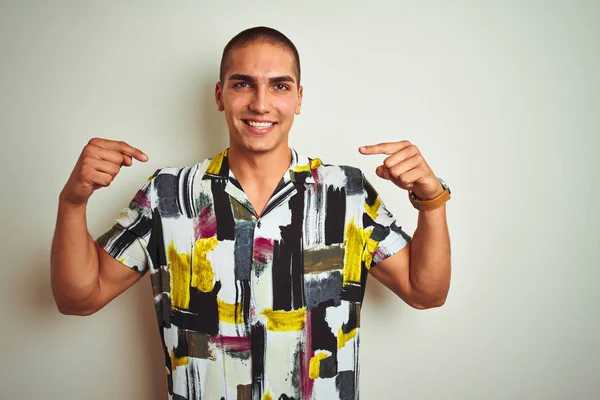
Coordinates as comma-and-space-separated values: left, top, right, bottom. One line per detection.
364, 196, 381, 220
293, 164, 310, 173
343, 218, 364, 285
217, 298, 244, 324
171, 350, 188, 368
338, 327, 357, 349
309, 351, 329, 379
262, 389, 272, 400
294, 158, 322, 173
206, 150, 227, 175
168, 240, 191, 309
261, 307, 307, 331
363, 231, 378, 270
191, 237, 218, 292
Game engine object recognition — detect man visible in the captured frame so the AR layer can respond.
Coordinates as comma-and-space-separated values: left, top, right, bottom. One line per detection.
51, 26, 451, 400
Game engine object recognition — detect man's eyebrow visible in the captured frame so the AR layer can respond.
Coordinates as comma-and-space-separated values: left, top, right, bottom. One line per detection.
227, 74, 296, 84
228, 74, 257, 83
269, 75, 296, 84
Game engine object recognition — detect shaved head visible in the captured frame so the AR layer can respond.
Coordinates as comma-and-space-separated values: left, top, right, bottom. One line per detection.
219, 26, 301, 85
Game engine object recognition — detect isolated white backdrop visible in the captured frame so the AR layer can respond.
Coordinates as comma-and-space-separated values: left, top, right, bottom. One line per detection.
0, 1, 598, 399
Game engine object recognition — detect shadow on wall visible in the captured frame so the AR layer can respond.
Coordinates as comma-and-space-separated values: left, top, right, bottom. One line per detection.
127, 274, 169, 399
174, 70, 229, 168
196, 75, 229, 159
27, 254, 168, 399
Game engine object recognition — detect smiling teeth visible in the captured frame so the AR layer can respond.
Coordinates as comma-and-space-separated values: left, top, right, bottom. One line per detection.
247, 121, 274, 128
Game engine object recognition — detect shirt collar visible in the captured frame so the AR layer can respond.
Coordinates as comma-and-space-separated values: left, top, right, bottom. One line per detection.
202, 148, 320, 184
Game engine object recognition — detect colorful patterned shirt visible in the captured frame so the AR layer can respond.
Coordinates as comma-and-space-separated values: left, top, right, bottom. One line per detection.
98, 148, 411, 400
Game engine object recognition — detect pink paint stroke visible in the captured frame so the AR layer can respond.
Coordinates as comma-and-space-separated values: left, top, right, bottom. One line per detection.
194, 205, 217, 240
373, 248, 386, 265
310, 168, 319, 183
253, 237, 274, 264
210, 335, 251, 353
132, 190, 150, 211
301, 310, 314, 398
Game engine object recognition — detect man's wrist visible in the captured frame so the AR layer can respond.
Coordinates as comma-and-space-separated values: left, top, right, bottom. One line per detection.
58, 191, 88, 215
409, 178, 450, 211
418, 182, 445, 201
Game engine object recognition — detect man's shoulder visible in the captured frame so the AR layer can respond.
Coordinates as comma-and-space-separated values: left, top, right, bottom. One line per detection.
143, 158, 213, 196
314, 160, 362, 177
148, 157, 213, 181
302, 153, 364, 189
138, 159, 214, 217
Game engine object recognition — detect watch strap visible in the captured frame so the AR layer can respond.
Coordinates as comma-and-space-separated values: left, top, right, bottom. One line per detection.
409, 185, 451, 211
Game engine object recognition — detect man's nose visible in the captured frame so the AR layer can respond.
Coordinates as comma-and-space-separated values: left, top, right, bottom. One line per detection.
249, 86, 271, 113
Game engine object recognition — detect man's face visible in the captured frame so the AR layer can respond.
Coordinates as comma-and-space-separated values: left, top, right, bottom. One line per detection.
215, 42, 303, 154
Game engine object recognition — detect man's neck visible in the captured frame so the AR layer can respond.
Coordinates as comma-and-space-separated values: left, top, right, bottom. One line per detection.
227, 145, 292, 186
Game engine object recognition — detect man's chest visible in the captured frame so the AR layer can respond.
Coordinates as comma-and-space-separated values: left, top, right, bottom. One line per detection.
154, 181, 369, 326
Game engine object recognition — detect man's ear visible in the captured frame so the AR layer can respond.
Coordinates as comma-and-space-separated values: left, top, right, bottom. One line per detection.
215, 82, 224, 112
295, 85, 303, 115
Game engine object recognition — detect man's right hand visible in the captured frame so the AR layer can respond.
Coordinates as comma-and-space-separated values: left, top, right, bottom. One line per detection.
61, 138, 149, 207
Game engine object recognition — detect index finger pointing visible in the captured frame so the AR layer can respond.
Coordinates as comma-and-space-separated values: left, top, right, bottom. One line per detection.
111, 140, 148, 162
359, 141, 410, 155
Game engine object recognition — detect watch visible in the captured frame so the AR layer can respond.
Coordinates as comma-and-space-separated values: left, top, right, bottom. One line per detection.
408, 177, 451, 211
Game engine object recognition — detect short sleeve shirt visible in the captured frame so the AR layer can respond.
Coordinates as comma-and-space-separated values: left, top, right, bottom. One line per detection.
98, 148, 411, 400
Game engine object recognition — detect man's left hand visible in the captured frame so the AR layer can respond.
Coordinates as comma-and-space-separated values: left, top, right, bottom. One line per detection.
359, 141, 443, 200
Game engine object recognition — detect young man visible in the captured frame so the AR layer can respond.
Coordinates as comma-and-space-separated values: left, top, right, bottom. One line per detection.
51, 27, 451, 400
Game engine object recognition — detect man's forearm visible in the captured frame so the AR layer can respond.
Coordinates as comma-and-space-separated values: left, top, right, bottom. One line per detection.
409, 204, 451, 307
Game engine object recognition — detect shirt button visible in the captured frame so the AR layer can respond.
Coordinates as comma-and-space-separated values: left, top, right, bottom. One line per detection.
257, 220, 261, 228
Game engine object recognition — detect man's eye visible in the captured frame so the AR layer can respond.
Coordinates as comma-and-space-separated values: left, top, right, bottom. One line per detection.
234, 82, 250, 88
274, 84, 289, 91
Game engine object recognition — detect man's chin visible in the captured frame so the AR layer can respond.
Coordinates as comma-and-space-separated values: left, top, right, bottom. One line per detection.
229, 130, 288, 154
232, 139, 278, 154
246, 143, 278, 154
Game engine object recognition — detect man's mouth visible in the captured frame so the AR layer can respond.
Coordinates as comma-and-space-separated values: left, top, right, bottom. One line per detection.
243, 120, 276, 128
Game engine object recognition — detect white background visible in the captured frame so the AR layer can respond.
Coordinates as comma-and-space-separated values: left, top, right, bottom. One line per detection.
0, 1, 598, 399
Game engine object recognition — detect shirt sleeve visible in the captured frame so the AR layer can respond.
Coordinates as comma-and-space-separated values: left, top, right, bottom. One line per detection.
361, 172, 412, 268
96, 173, 156, 273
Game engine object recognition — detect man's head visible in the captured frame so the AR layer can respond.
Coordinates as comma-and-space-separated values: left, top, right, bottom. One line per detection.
215, 27, 303, 155
219, 26, 301, 86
